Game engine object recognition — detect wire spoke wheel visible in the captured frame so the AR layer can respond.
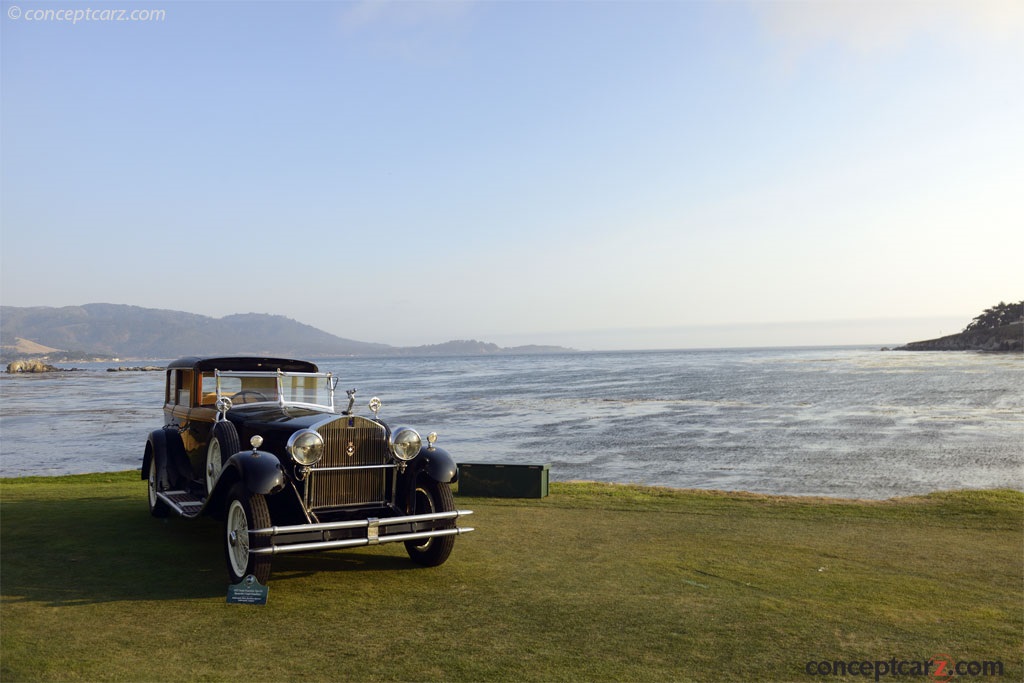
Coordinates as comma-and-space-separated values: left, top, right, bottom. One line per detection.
146, 455, 169, 518
224, 483, 271, 584
405, 475, 456, 567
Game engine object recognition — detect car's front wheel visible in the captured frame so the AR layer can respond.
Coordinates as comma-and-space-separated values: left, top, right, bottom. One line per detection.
405, 475, 456, 567
206, 421, 240, 495
224, 482, 272, 584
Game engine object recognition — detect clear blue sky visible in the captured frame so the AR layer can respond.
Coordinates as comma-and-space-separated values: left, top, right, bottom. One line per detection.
2, 0, 1021, 349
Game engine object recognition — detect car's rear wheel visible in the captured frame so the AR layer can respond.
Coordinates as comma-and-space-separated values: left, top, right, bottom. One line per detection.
405, 475, 456, 567
147, 454, 170, 518
206, 421, 240, 495
224, 482, 272, 584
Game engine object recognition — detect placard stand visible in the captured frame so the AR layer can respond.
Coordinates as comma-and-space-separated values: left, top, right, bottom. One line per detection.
226, 575, 269, 605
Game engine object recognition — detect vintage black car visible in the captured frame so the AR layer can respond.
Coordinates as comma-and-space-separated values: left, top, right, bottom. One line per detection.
142, 356, 473, 583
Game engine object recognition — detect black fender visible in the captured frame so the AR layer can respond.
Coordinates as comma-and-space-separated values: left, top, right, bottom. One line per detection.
415, 445, 459, 484
398, 445, 458, 514
142, 428, 190, 491
220, 450, 287, 496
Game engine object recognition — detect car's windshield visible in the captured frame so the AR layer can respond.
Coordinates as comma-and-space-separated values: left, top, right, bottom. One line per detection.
198, 370, 335, 410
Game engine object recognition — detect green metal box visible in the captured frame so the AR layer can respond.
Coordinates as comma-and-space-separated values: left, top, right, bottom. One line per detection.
458, 463, 550, 498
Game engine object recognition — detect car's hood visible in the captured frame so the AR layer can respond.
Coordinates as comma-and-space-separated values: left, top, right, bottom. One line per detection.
226, 405, 339, 431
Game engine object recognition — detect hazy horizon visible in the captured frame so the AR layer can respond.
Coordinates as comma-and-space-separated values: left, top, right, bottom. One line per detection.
1, 301, 974, 352
486, 315, 973, 351
2, 1, 1020, 349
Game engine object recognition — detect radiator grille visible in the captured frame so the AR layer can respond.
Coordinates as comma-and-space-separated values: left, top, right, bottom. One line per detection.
307, 416, 392, 510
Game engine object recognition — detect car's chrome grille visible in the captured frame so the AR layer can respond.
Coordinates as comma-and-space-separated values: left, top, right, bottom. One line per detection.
307, 416, 392, 510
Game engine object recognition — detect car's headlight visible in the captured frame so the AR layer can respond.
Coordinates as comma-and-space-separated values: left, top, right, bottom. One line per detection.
287, 430, 324, 466
389, 426, 422, 461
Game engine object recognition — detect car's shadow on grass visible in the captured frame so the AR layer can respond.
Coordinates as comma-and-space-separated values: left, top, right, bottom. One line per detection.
270, 549, 421, 581
1, 496, 425, 606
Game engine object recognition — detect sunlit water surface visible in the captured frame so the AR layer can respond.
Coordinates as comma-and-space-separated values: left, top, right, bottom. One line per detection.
1, 347, 1020, 498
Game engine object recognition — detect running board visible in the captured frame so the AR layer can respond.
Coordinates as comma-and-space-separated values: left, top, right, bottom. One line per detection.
156, 490, 206, 517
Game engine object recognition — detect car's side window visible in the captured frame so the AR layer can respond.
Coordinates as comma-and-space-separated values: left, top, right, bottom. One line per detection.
176, 370, 193, 406
167, 370, 177, 405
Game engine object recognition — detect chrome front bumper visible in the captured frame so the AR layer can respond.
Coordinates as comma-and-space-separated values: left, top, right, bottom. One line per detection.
247, 509, 475, 555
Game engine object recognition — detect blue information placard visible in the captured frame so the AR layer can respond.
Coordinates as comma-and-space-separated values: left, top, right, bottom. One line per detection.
226, 575, 269, 605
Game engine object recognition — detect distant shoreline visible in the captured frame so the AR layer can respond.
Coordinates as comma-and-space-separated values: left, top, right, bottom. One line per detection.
3, 470, 1021, 503
893, 322, 1022, 353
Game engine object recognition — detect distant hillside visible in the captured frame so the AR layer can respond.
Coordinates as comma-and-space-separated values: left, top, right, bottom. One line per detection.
0, 304, 571, 360
0, 304, 394, 359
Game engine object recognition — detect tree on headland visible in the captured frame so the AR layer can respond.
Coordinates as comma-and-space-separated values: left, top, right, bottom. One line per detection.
963, 301, 1023, 333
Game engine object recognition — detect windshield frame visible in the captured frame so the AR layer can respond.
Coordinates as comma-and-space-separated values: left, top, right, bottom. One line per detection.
209, 369, 337, 411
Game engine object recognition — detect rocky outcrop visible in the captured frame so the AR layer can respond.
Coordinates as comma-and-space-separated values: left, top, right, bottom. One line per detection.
895, 323, 1023, 352
6, 359, 62, 373
5, 359, 163, 372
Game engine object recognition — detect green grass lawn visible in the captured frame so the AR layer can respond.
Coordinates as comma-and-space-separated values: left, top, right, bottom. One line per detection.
2, 473, 1021, 682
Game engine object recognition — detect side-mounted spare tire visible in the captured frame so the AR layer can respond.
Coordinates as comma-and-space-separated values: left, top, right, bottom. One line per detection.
206, 421, 240, 495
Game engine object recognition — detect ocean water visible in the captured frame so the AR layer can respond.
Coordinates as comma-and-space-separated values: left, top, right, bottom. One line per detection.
1, 347, 1021, 499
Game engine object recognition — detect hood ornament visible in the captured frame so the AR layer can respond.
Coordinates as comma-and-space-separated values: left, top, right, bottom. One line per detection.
344, 388, 357, 415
